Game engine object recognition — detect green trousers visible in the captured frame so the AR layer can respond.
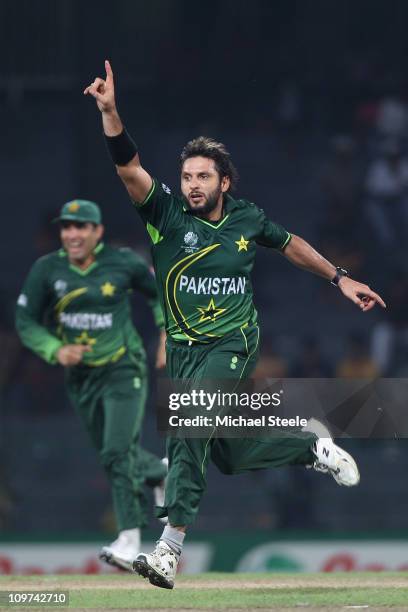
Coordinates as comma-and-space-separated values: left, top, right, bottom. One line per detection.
158, 324, 316, 526
66, 350, 166, 531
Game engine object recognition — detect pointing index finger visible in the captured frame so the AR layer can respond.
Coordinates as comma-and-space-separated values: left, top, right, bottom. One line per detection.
360, 289, 386, 309
105, 59, 113, 81
370, 290, 386, 308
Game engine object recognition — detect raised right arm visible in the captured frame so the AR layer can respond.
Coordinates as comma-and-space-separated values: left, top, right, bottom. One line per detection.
84, 60, 152, 203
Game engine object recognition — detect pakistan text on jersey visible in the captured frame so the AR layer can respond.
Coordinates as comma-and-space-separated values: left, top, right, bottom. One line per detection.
178, 276, 246, 295
59, 312, 113, 330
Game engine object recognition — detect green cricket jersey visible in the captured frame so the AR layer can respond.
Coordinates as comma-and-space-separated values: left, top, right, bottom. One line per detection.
15, 243, 164, 366
134, 179, 291, 343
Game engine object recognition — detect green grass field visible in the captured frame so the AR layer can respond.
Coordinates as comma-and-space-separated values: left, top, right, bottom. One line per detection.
1, 573, 408, 610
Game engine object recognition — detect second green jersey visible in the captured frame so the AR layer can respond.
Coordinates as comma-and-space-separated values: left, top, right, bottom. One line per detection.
16, 243, 164, 366
134, 179, 291, 343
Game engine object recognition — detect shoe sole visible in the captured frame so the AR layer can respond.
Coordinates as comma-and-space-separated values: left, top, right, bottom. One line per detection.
133, 559, 174, 589
99, 551, 133, 572
332, 445, 360, 487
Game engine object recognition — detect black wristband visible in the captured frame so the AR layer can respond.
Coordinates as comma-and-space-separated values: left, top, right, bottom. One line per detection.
104, 128, 138, 166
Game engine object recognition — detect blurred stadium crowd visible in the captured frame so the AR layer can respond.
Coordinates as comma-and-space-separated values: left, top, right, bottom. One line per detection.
1, 0, 408, 536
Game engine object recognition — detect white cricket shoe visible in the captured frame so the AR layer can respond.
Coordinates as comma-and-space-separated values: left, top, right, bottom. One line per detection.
303, 418, 360, 487
133, 541, 178, 589
99, 528, 141, 572
153, 457, 168, 524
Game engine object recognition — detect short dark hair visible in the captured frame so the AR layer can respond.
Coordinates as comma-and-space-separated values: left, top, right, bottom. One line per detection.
180, 136, 239, 191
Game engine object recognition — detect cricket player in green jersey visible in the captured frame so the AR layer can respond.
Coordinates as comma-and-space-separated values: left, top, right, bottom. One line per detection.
15, 199, 168, 572
85, 61, 386, 588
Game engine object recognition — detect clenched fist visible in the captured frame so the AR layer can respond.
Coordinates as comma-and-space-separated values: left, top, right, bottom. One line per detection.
56, 344, 92, 366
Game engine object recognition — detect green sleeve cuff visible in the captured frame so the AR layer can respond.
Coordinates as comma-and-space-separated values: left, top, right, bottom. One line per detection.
279, 232, 292, 250
133, 178, 155, 207
43, 338, 64, 364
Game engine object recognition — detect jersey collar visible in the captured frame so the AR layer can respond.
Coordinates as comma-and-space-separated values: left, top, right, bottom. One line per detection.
59, 242, 105, 275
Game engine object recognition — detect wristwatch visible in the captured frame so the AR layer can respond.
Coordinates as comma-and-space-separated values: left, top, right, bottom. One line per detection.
331, 266, 349, 286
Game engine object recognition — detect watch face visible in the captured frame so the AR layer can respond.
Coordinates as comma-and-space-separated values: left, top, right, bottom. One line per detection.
332, 268, 348, 286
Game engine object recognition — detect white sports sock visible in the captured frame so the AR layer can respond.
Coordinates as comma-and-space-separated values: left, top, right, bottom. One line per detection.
160, 525, 185, 556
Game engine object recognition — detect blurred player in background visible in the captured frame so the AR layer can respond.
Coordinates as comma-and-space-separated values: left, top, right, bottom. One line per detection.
85, 61, 386, 588
15, 199, 167, 572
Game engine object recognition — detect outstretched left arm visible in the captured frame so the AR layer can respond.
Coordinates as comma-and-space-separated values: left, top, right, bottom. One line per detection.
282, 234, 386, 312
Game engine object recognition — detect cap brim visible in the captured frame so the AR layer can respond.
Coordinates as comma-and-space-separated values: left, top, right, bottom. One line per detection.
51, 215, 97, 224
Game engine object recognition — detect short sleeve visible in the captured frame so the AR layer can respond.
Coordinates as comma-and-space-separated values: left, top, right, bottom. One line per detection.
132, 178, 180, 244
255, 206, 292, 250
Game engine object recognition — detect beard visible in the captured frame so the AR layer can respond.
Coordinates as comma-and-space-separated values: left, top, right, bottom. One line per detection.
183, 185, 222, 217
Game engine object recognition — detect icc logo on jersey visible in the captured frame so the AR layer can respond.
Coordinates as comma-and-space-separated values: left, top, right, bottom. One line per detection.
184, 232, 198, 247
183, 232, 199, 254
54, 280, 67, 298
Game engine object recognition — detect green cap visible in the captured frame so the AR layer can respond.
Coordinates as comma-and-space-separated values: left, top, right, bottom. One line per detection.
55, 200, 102, 224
